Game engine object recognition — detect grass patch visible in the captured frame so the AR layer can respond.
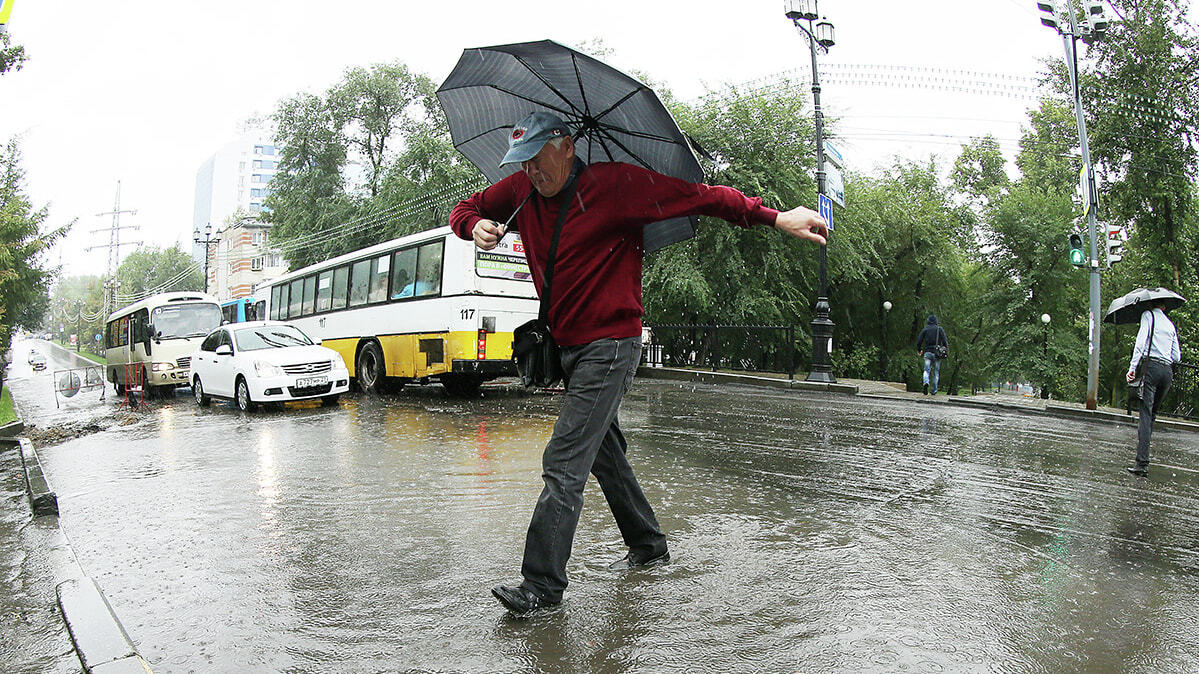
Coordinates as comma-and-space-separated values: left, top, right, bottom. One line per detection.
51, 340, 107, 365
1, 385, 15, 425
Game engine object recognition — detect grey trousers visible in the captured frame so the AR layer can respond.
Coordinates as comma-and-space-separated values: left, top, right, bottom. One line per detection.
1136, 358, 1173, 468
519, 336, 667, 602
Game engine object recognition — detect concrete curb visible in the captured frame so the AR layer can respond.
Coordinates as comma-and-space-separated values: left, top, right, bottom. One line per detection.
637, 367, 859, 395
56, 578, 151, 673
4, 432, 153, 672
0, 419, 24, 438
15, 437, 59, 516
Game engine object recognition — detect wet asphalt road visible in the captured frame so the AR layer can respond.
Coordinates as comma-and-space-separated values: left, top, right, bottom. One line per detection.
5, 338, 1199, 672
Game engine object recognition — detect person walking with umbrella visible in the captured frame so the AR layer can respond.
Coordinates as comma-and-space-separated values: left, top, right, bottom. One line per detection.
449, 110, 827, 615
1118, 291, 1183, 476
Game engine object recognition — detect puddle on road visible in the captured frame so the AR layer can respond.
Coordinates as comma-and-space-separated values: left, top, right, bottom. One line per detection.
18, 372, 1199, 672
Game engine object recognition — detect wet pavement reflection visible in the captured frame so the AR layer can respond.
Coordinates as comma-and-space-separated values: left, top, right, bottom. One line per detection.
10, 345, 1199, 672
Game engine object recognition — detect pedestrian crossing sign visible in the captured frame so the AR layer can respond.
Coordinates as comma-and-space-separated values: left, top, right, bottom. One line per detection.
819, 193, 834, 232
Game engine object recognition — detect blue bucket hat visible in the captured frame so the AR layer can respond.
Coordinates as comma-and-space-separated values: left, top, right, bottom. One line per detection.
500, 111, 571, 166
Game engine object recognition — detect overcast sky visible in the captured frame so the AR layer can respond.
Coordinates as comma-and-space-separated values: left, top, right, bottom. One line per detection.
2, 0, 1089, 273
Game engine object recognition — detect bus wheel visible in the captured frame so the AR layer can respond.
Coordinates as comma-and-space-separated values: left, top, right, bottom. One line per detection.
356, 342, 386, 394
442, 374, 484, 397
115, 381, 125, 396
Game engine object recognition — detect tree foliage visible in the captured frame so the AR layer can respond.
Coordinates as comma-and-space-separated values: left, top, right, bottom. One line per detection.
0, 31, 26, 76
116, 244, 205, 300
1, 139, 68, 392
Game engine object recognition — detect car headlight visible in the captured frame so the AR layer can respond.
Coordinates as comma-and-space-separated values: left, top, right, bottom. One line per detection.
152, 362, 175, 372
254, 361, 284, 377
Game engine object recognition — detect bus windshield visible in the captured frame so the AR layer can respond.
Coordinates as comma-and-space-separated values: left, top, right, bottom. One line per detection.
151, 303, 221, 339
235, 325, 314, 351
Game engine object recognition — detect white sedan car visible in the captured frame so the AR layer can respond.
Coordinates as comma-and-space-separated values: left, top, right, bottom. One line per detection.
190, 321, 349, 412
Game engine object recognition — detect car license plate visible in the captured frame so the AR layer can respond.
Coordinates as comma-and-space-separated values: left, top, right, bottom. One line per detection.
295, 376, 328, 388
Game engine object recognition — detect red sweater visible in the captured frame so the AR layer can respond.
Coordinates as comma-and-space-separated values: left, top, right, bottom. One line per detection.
450, 162, 780, 346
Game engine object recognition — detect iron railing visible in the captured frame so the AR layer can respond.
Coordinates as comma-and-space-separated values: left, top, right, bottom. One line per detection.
1126, 361, 1199, 421
642, 324, 799, 379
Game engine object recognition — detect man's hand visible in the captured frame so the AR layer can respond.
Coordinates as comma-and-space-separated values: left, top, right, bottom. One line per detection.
472, 219, 505, 250
774, 205, 828, 245
1127, 368, 1137, 383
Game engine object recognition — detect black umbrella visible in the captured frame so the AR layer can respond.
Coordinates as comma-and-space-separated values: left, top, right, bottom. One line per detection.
437, 39, 703, 254
1103, 287, 1186, 325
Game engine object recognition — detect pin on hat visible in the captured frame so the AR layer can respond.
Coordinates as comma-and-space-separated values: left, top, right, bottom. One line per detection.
500, 111, 570, 166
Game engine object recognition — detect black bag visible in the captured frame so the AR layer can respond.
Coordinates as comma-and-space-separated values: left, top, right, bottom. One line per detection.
933, 327, 949, 360
1128, 311, 1155, 400
511, 177, 578, 388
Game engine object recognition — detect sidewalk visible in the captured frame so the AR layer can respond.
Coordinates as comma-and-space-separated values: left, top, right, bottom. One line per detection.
638, 366, 1199, 434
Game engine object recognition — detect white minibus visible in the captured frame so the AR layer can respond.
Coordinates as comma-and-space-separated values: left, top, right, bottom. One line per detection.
105, 292, 222, 397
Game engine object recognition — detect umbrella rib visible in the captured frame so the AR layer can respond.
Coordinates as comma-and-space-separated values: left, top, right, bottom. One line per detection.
596, 127, 654, 171
595, 124, 679, 144
572, 52, 593, 118
591, 87, 647, 123
510, 54, 585, 117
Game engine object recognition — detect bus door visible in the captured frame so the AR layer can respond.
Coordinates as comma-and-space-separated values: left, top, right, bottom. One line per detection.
128, 309, 152, 379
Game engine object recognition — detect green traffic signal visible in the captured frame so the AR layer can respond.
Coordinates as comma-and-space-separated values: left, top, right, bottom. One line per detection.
1068, 233, 1086, 267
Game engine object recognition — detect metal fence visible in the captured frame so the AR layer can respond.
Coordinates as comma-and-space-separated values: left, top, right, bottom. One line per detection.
1125, 362, 1199, 421
642, 324, 799, 379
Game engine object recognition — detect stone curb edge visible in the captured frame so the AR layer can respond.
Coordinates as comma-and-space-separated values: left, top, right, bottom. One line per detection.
3, 437, 152, 673
16, 437, 58, 516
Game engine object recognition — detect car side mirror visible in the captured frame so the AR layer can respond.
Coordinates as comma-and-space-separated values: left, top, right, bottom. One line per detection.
215, 344, 233, 356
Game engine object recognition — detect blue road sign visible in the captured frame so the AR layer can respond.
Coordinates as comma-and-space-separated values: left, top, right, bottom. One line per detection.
818, 193, 834, 232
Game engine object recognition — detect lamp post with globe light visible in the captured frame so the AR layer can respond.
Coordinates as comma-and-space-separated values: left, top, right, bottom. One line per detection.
1041, 313, 1052, 399
193, 223, 220, 295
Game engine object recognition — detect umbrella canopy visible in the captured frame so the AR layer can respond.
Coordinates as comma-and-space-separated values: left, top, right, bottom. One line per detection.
1103, 287, 1186, 325
437, 39, 703, 254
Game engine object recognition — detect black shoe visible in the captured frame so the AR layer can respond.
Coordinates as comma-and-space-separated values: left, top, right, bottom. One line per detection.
608, 549, 670, 571
491, 585, 558, 615
1126, 466, 1148, 477
923, 383, 929, 395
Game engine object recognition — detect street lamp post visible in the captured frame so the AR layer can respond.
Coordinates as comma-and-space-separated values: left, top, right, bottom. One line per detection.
881, 300, 893, 379
785, 0, 837, 384
193, 223, 220, 296
1040, 313, 1052, 399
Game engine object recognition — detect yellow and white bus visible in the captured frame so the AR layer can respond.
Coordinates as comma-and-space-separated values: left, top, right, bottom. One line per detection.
254, 226, 538, 395
105, 292, 222, 397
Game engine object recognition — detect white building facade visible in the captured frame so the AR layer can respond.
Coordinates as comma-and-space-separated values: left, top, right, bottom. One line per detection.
193, 132, 288, 300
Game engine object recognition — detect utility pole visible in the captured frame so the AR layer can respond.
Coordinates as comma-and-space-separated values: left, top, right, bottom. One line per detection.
1037, 0, 1108, 410
87, 181, 142, 316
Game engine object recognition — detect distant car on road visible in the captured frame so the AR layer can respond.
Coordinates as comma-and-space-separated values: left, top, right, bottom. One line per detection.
189, 321, 350, 412
28, 352, 48, 371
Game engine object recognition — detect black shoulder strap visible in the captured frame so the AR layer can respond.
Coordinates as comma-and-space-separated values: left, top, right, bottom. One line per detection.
1141, 310, 1156, 360
538, 178, 579, 324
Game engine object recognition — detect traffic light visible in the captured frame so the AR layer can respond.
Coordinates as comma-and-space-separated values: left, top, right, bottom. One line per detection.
1068, 233, 1086, 267
1036, 1, 1060, 29
1106, 224, 1125, 264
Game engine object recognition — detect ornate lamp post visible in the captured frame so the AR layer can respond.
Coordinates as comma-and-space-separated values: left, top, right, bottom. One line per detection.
785, 0, 837, 383
193, 223, 220, 295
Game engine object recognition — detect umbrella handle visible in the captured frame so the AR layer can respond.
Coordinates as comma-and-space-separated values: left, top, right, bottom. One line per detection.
496, 189, 535, 244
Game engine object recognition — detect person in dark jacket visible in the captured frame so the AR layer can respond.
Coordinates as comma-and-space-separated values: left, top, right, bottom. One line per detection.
915, 315, 948, 395
1125, 300, 1181, 476
450, 111, 829, 615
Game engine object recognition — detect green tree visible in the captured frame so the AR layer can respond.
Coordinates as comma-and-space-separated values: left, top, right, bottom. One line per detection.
0, 31, 26, 75
1, 139, 69, 392
115, 244, 204, 300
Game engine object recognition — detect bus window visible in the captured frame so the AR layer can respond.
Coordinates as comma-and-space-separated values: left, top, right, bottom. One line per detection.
415, 240, 443, 297
151, 303, 221, 339
391, 248, 417, 299
349, 259, 370, 307
278, 284, 290, 320
316, 271, 333, 312
369, 255, 389, 304
331, 266, 349, 310
302, 276, 317, 316
289, 279, 304, 317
